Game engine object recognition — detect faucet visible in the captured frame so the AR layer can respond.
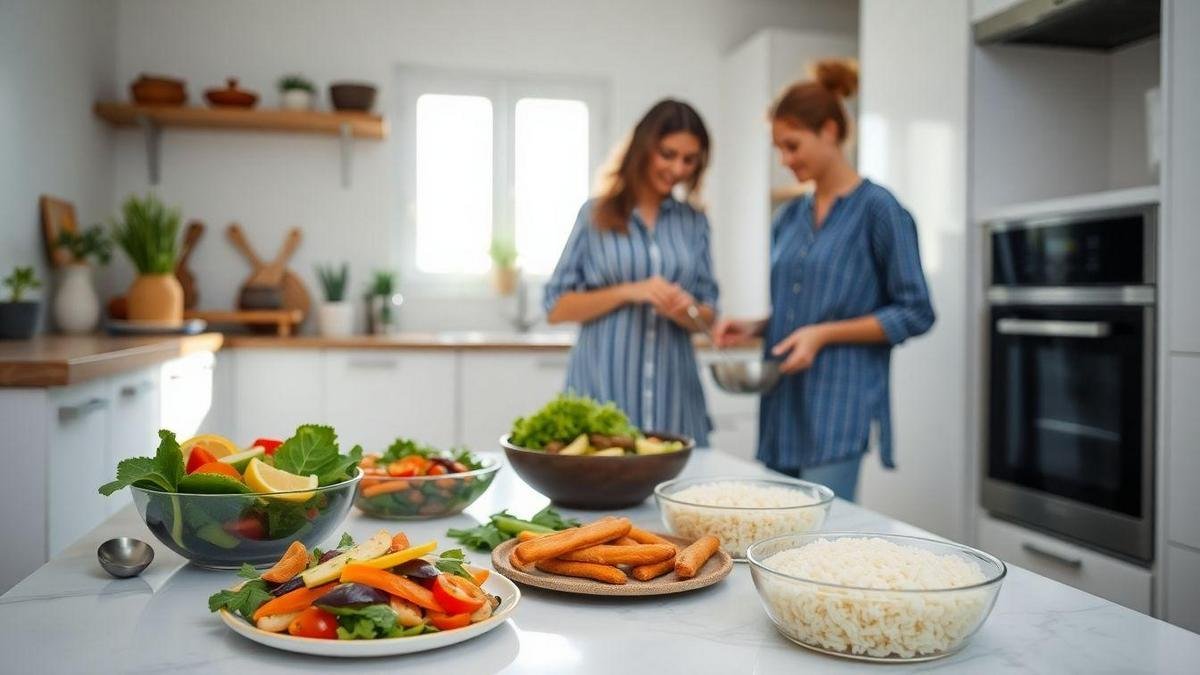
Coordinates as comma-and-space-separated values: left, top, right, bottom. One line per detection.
505, 271, 538, 333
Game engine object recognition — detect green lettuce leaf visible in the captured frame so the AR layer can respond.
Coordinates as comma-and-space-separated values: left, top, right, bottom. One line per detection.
208, 579, 272, 620
99, 429, 183, 495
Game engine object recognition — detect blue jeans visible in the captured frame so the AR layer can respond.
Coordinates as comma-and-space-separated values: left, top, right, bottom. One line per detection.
798, 454, 864, 502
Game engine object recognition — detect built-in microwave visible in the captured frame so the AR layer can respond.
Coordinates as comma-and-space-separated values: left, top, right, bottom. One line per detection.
982, 200, 1156, 564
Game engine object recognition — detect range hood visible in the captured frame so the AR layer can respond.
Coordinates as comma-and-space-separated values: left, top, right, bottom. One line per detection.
974, 0, 1160, 51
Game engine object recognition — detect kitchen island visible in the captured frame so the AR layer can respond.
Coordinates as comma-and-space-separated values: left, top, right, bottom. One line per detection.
2, 449, 1196, 674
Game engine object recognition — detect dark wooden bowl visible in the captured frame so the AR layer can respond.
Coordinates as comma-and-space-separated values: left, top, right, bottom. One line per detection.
329, 82, 377, 111
501, 432, 694, 510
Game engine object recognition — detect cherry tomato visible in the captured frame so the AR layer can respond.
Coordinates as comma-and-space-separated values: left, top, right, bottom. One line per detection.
288, 606, 338, 639
185, 447, 219, 474
431, 574, 486, 614
426, 611, 471, 630
193, 461, 243, 480
253, 438, 284, 455
387, 461, 416, 478
223, 516, 266, 540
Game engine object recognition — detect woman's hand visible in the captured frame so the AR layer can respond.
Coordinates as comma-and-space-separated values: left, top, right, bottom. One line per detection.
771, 325, 828, 373
628, 276, 690, 316
712, 319, 762, 347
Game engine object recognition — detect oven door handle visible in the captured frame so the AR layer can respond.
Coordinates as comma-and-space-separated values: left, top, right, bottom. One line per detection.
995, 318, 1112, 338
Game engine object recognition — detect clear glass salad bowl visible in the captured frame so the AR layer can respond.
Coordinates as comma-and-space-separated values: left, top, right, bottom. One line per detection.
354, 458, 500, 519
130, 469, 361, 569
746, 532, 1006, 662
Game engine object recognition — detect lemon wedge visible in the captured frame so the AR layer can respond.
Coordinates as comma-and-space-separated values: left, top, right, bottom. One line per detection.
244, 457, 317, 502
180, 433, 241, 461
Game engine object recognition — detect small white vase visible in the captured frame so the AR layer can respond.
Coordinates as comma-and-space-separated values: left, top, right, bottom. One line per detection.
281, 89, 314, 111
317, 302, 354, 337
54, 263, 100, 334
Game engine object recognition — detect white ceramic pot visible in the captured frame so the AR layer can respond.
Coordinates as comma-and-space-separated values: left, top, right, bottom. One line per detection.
317, 302, 354, 337
281, 89, 314, 111
53, 264, 100, 334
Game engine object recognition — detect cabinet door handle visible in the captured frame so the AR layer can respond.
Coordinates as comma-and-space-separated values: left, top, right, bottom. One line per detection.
996, 319, 1111, 338
346, 358, 399, 370
1021, 542, 1083, 569
120, 380, 155, 398
58, 398, 110, 422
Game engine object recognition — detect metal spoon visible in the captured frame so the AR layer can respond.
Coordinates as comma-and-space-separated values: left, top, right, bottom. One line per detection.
686, 304, 735, 366
97, 537, 154, 578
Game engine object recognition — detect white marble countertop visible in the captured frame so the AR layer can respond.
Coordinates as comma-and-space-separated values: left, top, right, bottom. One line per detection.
3, 449, 1198, 674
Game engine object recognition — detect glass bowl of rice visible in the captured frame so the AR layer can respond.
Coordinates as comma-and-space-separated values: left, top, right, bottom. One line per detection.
654, 476, 834, 560
747, 532, 1006, 662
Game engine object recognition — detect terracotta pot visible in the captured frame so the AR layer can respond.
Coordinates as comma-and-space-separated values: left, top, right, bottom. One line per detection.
492, 266, 519, 296
127, 274, 184, 325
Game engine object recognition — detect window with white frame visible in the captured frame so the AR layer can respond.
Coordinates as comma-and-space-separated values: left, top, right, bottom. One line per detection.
396, 68, 607, 282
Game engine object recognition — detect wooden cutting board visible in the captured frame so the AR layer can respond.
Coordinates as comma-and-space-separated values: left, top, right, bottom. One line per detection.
176, 220, 204, 309
226, 223, 310, 323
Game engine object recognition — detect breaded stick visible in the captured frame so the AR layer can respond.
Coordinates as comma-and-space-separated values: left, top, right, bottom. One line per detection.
612, 537, 639, 546
513, 518, 631, 565
559, 544, 675, 566
628, 526, 676, 547
536, 559, 627, 585
516, 530, 549, 543
675, 535, 720, 579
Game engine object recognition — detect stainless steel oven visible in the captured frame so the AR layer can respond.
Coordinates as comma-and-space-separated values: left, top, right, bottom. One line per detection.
983, 202, 1156, 564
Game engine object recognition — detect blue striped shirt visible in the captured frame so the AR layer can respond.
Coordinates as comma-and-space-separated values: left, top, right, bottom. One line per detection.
758, 179, 934, 472
543, 198, 719, 445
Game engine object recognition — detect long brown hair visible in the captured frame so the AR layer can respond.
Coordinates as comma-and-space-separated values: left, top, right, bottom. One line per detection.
770, 58, 859, 143
593, 99, 710, 233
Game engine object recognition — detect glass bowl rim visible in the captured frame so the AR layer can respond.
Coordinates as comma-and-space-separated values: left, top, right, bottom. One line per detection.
129, 466, 363, 498
746, 531, 1008, 593
357, 455, 501, 481
654, 475, 836, 511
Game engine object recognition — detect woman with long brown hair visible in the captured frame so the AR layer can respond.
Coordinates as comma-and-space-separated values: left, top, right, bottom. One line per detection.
544, 99, 718, 445
714, 60, 935, 500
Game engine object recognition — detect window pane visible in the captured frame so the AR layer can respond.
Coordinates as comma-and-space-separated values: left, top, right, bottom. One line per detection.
416, 94, 493, 274
515, 98, 589, 275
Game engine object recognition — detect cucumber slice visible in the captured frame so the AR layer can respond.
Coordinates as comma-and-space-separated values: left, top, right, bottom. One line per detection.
219, 446, 266, 472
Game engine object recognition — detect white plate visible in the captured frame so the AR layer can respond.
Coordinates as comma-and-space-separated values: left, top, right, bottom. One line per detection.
218, 573, 521, 657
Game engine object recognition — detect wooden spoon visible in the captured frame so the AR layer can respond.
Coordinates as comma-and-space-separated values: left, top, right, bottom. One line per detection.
175, 221, 204, 309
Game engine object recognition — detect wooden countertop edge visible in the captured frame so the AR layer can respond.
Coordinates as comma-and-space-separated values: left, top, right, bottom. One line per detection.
0, 333, 224, 388
221, 335, 576, 351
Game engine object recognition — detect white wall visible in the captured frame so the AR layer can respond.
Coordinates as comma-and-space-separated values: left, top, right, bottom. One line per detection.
105, 0, 857, 332
0, 0, 117, 324
857, 0, 971, 542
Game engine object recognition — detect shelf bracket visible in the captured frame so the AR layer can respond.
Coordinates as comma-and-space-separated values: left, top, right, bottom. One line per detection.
339, 122, 353, 188
136, 114, 162, 185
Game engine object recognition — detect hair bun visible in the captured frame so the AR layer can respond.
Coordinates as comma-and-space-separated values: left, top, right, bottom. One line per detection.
813, 59, 859, 99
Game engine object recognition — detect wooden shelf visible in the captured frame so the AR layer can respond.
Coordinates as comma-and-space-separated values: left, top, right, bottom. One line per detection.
93, 102, 387, 139
93, 102, 387, 186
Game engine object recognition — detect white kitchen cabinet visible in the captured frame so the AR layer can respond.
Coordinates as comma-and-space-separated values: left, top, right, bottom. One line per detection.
1166, 0, 1200, 353
977, 514, 1152, 614
160, 351, 215, 439
231, 349, 323, 444
47, 380, 112, 556
1165, 544, 1200, 633
1166, 354, 1200, 550
458, 351, 568, 452
105, 367, 160, 514
323, 349, 457, 451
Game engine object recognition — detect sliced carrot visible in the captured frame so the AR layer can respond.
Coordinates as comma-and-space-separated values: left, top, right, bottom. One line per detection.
261, 541, 309, 583
467, 565, 489, 586
390, 532, 410, 552
252, 582, 335, 622
340, 564, 444, 612
362, 481, 412, 498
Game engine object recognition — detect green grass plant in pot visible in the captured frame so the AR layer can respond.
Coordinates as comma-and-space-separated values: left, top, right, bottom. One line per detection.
366, 269, 401, 335
315, 262, 353, 337
279, 74, 315, 111
53, 225, 111, 333
111, 194, 183, 325
489, 237, 519, 296
0, 266, 42, 339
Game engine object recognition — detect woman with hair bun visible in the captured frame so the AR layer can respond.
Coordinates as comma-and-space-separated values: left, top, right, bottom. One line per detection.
713, 59, 935, 501
544, 99, 719, 446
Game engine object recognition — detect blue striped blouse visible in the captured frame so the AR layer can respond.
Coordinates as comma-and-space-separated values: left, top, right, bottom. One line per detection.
758, 179, 934, 472
543, 198, 719, 446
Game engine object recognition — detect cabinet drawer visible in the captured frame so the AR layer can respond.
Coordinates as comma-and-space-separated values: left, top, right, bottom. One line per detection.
323, 350, 456, 450
459, 351, 568, 453
160, 352, 215, 439
977, 514, 1152, 614
106, 368, 160, 514
1166, 355, 1200, 550
1166, 544, 1200, 633
232, 350, 323, 442
48, 381, 112, 556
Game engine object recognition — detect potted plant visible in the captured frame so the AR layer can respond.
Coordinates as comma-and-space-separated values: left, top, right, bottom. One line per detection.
279, 74, 316, 111
489, 237, 520, 295
0, 266, 42, 339
365, 270, 402, 335
53, 225, 111, 334
110, 194, 183, 325
315, 262, 353, 337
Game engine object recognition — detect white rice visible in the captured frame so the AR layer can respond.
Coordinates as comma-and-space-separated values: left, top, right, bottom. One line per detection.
660, 481, 825, 557
756, 537, 992, 659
